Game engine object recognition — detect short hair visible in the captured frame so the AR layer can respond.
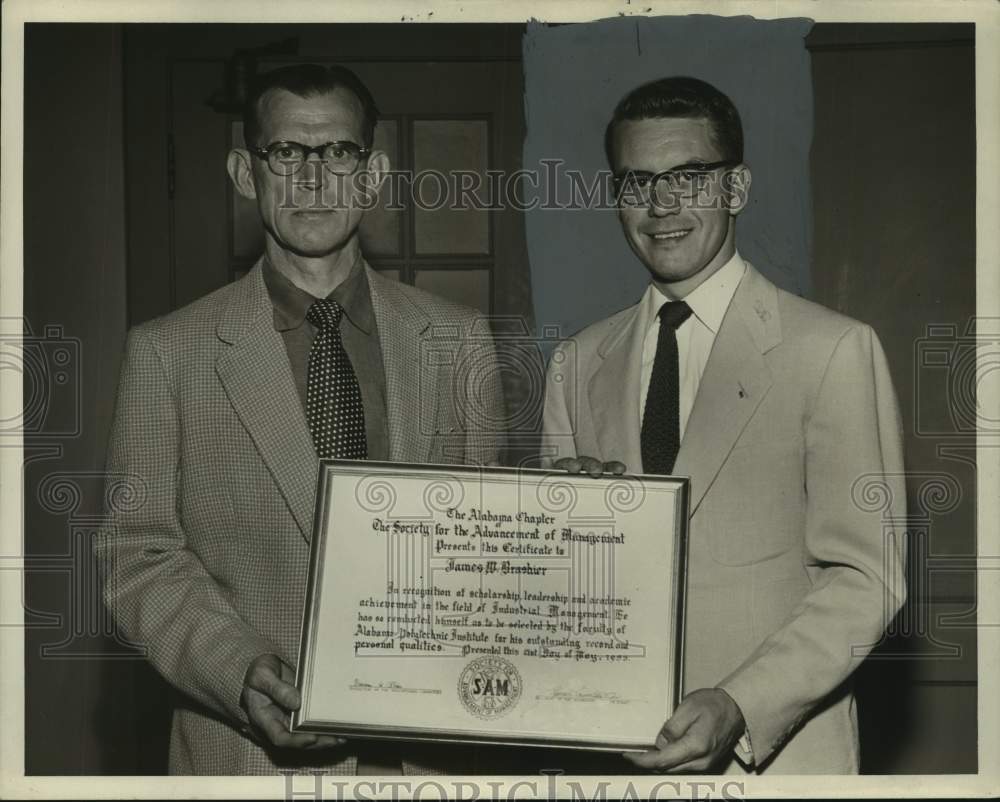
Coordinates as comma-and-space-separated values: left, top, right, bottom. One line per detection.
604, 76, 743, 168
242, 63, 379, 150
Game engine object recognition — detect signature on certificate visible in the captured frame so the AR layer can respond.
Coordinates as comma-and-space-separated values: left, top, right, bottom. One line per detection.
350, 678, 441, 695
535, 687, 633, 704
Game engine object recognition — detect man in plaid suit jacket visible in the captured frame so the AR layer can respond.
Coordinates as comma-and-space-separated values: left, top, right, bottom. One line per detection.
97, 64, 504, 774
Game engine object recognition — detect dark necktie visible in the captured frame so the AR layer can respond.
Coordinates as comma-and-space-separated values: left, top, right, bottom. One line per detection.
640, 300, 693, 475
305, 298, 367, 460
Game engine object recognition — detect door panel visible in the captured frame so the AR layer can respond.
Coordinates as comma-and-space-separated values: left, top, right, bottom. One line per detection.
171, 61, 231, 307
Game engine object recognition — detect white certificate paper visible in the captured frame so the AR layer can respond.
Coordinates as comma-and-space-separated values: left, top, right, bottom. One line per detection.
292, 461, 689, 751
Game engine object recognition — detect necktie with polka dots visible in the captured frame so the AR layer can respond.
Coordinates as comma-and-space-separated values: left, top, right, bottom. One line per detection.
305, 298, 368, 460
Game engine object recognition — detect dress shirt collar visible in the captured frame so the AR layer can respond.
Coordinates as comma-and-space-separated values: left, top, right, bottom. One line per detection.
645, 251, 747, 335
262, 251, 375, 334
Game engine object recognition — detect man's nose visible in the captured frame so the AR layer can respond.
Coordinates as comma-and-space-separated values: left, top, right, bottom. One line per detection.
295, 154, 327, 188
648, 188, 681, 217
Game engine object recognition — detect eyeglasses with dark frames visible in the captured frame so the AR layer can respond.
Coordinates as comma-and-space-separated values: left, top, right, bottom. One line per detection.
250, 140, 371, 177
613, 160, 741, 207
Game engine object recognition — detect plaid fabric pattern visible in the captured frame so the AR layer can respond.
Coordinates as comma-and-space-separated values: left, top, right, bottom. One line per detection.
96, 260, 505, 775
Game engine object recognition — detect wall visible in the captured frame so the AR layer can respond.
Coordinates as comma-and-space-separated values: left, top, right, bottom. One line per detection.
808, 23, 977, 773
22, 23, 136, 773
523, 15, 815, 341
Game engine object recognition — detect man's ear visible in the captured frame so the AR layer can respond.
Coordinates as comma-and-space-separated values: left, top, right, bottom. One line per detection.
364, 149, 390, 192
227, 149, 257, 200
726, 165, 751, 216
354, 150, 390, 210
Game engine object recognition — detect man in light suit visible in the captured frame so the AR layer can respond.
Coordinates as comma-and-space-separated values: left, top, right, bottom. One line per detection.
541, 77, 907, 774
97, 64, 503, 774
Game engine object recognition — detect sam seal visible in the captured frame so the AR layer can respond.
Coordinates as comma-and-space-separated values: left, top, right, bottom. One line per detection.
457, 656, 522, 719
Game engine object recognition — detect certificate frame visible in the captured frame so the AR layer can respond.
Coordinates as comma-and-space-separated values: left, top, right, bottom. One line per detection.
291, 460, 689, 751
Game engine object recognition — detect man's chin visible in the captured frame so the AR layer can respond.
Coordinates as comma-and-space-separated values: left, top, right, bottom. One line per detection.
286, 244, 345, 258
277, 234, 355, 259
644, 261, 695, 285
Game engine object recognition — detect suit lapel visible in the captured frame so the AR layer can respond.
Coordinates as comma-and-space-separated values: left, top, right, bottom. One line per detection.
215, 263, 319, 541
673, 264, 781, 515
368, 269, 435, 462
588, 307, 645, 472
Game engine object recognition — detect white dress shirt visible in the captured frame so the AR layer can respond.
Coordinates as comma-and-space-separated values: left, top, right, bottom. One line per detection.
638, 251, 748, 437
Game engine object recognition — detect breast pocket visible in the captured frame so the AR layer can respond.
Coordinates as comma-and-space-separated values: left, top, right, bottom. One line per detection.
705, 438, 806, 566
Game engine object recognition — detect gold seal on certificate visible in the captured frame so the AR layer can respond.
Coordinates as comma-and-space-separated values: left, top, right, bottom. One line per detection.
292, 460, 689, 751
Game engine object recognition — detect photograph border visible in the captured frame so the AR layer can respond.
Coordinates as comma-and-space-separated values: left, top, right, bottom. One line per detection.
2, 1, 997, 798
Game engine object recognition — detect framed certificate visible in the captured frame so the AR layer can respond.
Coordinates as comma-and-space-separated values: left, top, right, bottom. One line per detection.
292, 461, 689, 751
